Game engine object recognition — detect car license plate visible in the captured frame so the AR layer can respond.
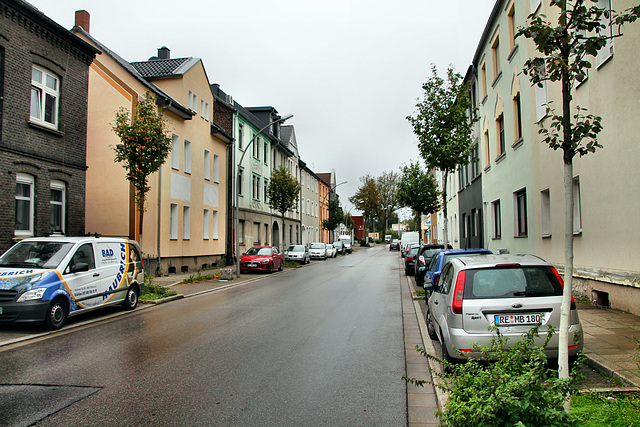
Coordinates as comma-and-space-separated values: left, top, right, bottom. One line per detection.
247, 263, 258, 268
494, 313, 542, 326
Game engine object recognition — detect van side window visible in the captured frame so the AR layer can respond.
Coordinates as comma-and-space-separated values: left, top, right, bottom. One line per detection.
66, 243, 95, 273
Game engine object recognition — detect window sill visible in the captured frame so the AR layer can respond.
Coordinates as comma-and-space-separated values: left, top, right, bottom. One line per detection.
481, 94, 488, 105
495, 153, 506, 164
492, 236, 501, 240
514, 235, 528, 238
541, 233, 552, 239
512, 138, 523, 150
507, 44, 519, 63
484, 164, 491, 173
491, 71, 503, 89
573, 230, 582, 236
28, 121, 64, 137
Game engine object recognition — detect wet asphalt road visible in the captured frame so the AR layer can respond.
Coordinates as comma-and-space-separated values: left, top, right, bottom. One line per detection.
0, 246, 407, 426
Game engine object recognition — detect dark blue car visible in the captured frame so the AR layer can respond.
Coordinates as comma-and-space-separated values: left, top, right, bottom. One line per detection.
422, 248, 493, 293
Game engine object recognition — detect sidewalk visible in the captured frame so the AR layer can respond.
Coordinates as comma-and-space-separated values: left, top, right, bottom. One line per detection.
578, 302, 640, 387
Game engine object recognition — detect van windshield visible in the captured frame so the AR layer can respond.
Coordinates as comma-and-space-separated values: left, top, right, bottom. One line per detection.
0, 241, 75, 269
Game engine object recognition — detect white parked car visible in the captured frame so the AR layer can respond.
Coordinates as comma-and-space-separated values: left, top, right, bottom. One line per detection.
325, 243, 337, 258
309, 243, 327, 260
285, 245, 310, 264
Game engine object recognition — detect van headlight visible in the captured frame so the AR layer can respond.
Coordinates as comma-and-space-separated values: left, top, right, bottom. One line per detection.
17, 288, 46, 302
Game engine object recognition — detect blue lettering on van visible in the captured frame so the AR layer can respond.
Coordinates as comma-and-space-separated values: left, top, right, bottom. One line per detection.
103, 243, 127, 300
102, 248, 114, 258
0, 270, 34, 277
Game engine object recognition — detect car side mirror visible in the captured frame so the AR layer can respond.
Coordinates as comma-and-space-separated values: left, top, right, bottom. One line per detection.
71, 262, 89, 273
423, 281, 433, 291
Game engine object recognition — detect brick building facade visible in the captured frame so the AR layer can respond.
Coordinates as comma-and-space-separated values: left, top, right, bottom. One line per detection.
0, 0, 98, 252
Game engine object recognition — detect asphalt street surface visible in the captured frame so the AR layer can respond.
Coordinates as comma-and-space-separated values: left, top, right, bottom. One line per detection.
0, 246, 407, 426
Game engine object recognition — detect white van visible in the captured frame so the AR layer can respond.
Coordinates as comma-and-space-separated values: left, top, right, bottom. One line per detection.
0, 236, 144, 330
339, 235, 352, 253
400, 231, 420, 257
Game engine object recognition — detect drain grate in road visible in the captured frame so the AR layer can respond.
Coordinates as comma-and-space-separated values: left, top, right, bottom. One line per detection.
0, 384, 101, 427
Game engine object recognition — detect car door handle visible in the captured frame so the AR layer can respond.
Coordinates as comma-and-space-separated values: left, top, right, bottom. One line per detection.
93, 273, 100, 277
434, 300, 439, 305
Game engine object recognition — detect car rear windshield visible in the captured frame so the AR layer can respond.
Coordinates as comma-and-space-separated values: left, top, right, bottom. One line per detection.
421, 248, 442, 258
464, 266, 563, 299
287, 246, 304, 252
310, 244, 325, 249
408, 247, 419, 255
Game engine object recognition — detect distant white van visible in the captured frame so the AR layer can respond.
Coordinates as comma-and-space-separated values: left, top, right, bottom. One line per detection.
0, 236, 144, 330
400, 231, 420, 257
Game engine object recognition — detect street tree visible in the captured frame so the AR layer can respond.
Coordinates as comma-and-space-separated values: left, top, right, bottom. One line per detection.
517, 0, 640, 395
322, 196, 344, 241
377, 171, 401, 232
112, 91, 172, 249
266, 166, 301, 249
349, 174, 381, 229
407, 65, 478, 248
397, 161, 441, 237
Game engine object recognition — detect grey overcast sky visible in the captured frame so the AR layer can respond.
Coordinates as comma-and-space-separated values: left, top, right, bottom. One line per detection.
27, 0, 495, 215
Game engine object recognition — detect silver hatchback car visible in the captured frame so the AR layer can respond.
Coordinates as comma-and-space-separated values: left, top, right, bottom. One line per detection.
426, 254, 583, 363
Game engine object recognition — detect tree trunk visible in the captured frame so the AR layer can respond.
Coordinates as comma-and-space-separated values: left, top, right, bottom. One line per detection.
138, 199, 145, 251
442, 172, 449, 248
559, 58, 574, 412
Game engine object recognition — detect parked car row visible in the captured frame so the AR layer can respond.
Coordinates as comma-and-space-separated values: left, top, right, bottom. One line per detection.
240, 242, 349, 272
395, 243, 584, 366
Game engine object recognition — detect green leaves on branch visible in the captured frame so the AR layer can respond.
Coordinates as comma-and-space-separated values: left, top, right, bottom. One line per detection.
266, 166, 301, 218
112, 91, 172, 215
407, 64, 478, 178
397, 161, 440, 216
322, 197, 343, 232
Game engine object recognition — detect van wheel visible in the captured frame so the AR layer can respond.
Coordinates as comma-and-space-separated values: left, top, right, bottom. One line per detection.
44, 297, 68, 330
122, 285, 139, 310
426, 310, 438, 340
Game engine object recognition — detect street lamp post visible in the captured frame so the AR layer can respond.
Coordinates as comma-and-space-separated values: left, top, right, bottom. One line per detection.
319, 180, 347, 243
235, 114, 293, 277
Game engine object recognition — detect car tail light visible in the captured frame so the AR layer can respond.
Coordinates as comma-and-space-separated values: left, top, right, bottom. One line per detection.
407, 255, 415, 261
551, 267, 576, 309
495, 263, 521, 268
452, 270, 466, 314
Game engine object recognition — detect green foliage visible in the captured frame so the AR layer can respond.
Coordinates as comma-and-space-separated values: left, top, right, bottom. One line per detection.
406, 325, 586, 426
407, 64, 478, 179
322, 196, 344, 232
266, 166, 301, 217
112, 91, 172, 225
349, 174, 381, 222
141, 281, 178, 301
572, 392, 640, 426
397, 161, 440, 216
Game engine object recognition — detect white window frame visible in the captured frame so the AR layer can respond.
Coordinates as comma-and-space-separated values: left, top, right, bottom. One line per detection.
492, 199, 501, 239
535, 64, 548, 122
30, 65, 60, 129
213, 154, 220, 183
204, 149, 211, 181
15, 173, 35, 236
183, 206, 191, 240
541, 189, 551, 237
170, 203, 179, 240
514, 188, 528, 237
595, 0, 613, 68
573, 178, 582, 234
184, 140, 191, 174
171, 134, 180, 170
50, 180, 66, 235
212, 210, 219, 239
203, 209, 210, 239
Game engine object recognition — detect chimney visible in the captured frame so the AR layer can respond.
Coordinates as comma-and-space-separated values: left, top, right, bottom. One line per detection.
158, 46, 170, 60
75, 10, 90, 33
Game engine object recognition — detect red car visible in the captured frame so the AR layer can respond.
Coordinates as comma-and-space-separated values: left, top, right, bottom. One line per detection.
240, 246, 284, 273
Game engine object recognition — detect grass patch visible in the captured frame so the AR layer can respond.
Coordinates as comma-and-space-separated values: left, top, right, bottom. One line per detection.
178, 271, 219, 284
572, 392, 640, 426
141, 281, 178, 301
414, 289, 425, 298
284, 261, 302, 268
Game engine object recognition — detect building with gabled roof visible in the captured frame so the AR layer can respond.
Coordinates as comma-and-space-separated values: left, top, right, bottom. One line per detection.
73, 11, 232, 274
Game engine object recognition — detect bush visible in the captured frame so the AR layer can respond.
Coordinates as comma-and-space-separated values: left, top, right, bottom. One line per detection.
406, 325, 586, 426
141, 280, 178, 301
